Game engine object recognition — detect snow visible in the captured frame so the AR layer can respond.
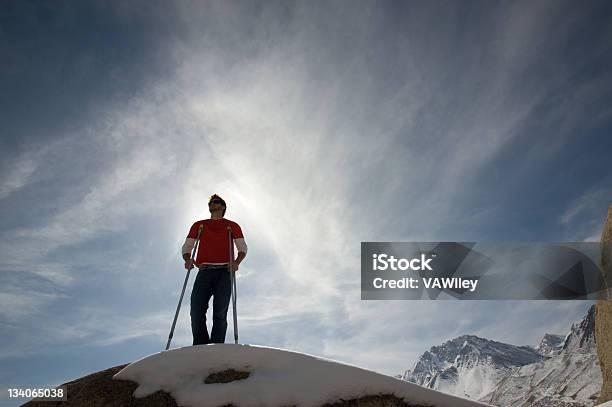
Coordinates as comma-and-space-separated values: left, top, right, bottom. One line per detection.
113, 344, 491, 407
595, 401, 612, 407
454, 364, 502, 400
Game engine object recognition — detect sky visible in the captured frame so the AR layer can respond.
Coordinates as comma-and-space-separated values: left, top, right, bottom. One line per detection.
1, 0, 612, 403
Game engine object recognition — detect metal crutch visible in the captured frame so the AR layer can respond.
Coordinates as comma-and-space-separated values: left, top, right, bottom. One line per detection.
227, 227, 238, 344
165, 224, 203, 350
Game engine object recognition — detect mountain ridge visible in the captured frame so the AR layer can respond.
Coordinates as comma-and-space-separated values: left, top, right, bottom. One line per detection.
402, 305, 601, 406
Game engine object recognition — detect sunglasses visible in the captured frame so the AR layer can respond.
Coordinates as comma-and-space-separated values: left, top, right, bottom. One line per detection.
209, 199, 224, 205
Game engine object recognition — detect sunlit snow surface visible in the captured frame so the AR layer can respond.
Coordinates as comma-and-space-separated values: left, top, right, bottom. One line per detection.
113, 344, 490, 407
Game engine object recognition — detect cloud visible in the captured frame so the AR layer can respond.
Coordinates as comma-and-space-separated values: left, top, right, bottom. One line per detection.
561, 188, 609, 224
560, 188, 612, 241
0, 157, 38, 201
0, 291, 68, 323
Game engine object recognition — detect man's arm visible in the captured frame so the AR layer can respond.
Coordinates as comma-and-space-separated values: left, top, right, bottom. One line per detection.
233, 237, 248, 270
182, 238, 197, 268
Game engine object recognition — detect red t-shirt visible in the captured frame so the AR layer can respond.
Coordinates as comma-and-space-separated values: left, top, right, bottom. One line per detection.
186, 218, 244, 265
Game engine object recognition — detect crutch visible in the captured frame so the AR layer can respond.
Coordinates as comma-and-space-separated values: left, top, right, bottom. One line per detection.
227, 227, 239, 344
165, 224, 203, 350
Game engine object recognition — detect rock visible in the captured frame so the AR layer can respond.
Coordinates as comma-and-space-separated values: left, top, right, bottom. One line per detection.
204, 368, 250, 384
596, 204, 612, 404
22, 363, 178, 407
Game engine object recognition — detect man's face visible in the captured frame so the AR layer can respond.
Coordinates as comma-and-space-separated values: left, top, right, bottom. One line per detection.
208, 199, 225, 212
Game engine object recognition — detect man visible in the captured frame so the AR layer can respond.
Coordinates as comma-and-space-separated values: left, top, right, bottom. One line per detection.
182, 194, 247, 345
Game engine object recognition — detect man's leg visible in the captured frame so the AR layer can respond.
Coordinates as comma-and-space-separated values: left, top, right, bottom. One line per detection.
190, 269, 214, 345
210, 268, 232, 343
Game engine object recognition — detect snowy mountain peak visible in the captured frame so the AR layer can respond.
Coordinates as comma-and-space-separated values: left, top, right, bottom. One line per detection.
431, 334, 542, 368
403, 334, 544, 400
535, 333, 565, 357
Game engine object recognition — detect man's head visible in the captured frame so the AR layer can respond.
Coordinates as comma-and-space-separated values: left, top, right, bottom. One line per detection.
208, 194, 227, 217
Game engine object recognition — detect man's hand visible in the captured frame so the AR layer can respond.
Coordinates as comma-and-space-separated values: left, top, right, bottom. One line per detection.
231, 251, 246, 273
230, 261, 240, 272
183, 254, 193, 270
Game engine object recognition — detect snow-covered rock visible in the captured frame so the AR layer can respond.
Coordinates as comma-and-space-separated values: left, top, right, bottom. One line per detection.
113, 344, 490, 407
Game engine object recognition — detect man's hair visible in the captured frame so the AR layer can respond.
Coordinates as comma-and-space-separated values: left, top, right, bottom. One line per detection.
209, 194, 227, 217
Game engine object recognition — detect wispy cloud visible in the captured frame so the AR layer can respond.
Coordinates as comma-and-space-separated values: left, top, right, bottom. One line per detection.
560, 188, 611, 241
0, 155, 39, 200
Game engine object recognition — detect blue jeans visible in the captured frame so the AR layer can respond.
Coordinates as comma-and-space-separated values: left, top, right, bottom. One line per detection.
190, 265, 231, 345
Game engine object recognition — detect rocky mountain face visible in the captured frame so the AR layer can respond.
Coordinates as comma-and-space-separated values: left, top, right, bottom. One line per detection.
401, 335, 545, 400
402, 305, 601, 406
561, 305, 596, 353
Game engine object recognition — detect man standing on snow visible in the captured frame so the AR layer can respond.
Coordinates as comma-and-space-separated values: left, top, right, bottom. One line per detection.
182, 194, 247, 345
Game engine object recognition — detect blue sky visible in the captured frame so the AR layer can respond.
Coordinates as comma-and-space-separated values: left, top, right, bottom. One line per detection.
1, 0, 611, 403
